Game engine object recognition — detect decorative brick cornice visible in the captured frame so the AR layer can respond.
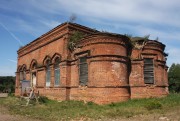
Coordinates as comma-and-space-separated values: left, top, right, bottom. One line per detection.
18, 22, 99, 57
18, 33, 66, 57
77, 33, 130, 48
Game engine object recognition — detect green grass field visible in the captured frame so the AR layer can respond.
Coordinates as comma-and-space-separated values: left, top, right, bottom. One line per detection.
0, 93, 180, 121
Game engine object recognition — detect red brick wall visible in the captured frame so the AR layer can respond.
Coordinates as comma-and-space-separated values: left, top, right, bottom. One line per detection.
70, 87, 130, 104
131, 86, 169, 99
130, 41, 169, 99
69, 34, 130, 104
15, 23, 168, 104
36, 88, 67, 101
15, 33, 68, 97
129, 61, 144, 86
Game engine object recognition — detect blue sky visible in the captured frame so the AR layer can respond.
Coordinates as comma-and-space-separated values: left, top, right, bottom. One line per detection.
0, 0, 180, 76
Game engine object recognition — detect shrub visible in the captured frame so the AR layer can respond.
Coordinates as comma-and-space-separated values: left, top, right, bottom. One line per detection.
38, 96, 51, 104
68, 31, 84, 51
145, 100, 162, 110
87, 101, 94, 106
109, 102, 116, 107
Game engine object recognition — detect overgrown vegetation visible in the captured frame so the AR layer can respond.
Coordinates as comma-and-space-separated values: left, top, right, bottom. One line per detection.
168, 63, 180, 93
0, 76, 15, 93
144, 100, 162, 110
0, 93, 180, 121
124, 34, 150, 48
68, 31, 84, 51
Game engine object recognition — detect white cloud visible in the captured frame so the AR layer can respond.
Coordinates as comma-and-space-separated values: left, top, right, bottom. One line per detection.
54, 0, 180, 27
0, 71, 15, 76
0, 22, 24, 46
0, 65, 16, 76
13, 19, 45, 37
166, 47, 180, 66
41, 20, 61, 29
8, 59, 17, 63
1, 0, 180, 28
0, 0, 180, 73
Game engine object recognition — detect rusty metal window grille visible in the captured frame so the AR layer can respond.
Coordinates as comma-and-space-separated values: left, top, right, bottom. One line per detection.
54, 58, 60, 86
46, 60, 51, 87
79, 57, 88, 86
144, 58, 154, 84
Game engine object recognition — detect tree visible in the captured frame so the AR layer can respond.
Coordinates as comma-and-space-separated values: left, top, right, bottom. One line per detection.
168, 63, 180, 93
0, 76, 15, 93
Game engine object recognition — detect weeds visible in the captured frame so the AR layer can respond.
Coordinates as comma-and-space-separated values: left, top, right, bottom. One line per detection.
0, 93, 180, 121
68, 31, 84, 51
145, 100, 162, 110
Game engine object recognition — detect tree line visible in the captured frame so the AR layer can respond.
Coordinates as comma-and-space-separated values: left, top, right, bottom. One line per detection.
0, 76, 15, 93
168, 63, 180, 93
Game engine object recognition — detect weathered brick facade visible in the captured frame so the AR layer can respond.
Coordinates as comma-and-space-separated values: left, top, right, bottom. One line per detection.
15, 22, 169, 104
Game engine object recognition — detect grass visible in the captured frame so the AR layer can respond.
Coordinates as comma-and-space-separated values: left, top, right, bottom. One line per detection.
0, 93, 180, 121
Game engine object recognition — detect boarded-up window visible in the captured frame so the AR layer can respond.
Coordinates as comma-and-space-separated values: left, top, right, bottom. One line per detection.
20, 72, 23, 81
54, 58, 60, 86
79, 57, 88, 85
144, 58, 154, 84
20, 68, 26, 81
46, 60, 51, 87
21, 80, 31, 95
23, 70, 26, 80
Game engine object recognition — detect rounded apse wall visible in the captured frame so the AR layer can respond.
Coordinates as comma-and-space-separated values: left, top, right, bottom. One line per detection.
73, 34, 131, 103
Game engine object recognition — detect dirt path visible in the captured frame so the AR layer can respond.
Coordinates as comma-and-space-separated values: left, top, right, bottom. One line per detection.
103, 107, 180, 121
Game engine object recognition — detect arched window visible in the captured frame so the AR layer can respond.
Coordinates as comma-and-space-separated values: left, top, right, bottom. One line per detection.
20, 66, 26, 81
32, 63, 37, 70
46, 60, 51, 87
20, 71, 23, 81
23, 68, 26, 80
30, 60, 38, 87
30, 59, 38, 70
54, 57, 60, 86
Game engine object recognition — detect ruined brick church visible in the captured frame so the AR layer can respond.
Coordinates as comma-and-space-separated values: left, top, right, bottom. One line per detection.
15, 22, 169, 104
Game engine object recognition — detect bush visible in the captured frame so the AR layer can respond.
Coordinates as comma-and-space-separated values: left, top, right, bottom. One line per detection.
38, 96, 51, 104
68, 31, 84, 51
145, 100, 162, 110
87, 101, 94, 106
109, 102, 116, 107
